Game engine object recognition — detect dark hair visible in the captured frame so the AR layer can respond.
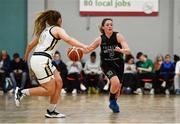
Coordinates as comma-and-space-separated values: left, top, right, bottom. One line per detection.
174, 54, 180, 62
165, 54, 171, 58
34, 10, 61, 37
99, 18, 113, 34
125, 54, 134, 63
13, 53, 20, 59
90, 51, 96, 57
55, 50, 60, 55
136, 52, 143, 59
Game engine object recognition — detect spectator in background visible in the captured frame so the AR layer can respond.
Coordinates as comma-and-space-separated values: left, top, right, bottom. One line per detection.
52, 51, 68, 94
10, 53, 29, 92
174, 60, 180, 94
134, 52, 156, 95
66, 60, 82, 94
174, 54, 180, 66
154, 54, 164, 94
84, 51, 102, 94
123, 54, 137, 94
154, 55, 164, 75
0, 50, 11, 93
159, 54, 175, 95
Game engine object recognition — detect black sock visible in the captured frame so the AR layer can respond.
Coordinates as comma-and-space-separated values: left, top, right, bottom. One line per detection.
109, 93, 116, 101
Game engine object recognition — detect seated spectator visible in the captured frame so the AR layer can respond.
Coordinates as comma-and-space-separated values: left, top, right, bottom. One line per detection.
0, 50, 11, 93
52, 51, 68, 94
154, 54, 164, 94
134, 52, 156, 95
29, 69, 39, 87
154, 54, 164, 75
159, 54, 175, 95
84, 51, 102, 94
174, 54, 180, 65
10, 53, 29, 92
123, 54, 137, 94
174, 60, 180, 94
66, 60, 82, 94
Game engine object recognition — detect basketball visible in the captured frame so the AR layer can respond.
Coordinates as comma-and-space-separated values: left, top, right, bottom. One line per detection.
67, 47, 83, 61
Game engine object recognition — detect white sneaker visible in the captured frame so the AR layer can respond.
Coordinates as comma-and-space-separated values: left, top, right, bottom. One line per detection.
61, 89, 67, 94
14, 87, 25, 107
161, 81, 166, 88
45, 109, 66, 118
134, 88, 143, 95
165, 89, 170, 95
72, 89, 77, 94
80, 83, 86, 91
150, 88, 154, 95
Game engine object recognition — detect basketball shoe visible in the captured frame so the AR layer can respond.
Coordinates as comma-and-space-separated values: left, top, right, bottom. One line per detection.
14, 87, 25, 107
45, 109, 66, 118
109, 99, 120, 113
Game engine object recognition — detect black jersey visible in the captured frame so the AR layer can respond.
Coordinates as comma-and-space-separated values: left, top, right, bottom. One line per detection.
100, 32, 123, 63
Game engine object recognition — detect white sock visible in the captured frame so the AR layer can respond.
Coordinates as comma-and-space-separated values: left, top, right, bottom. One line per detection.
48, 104, 57, 112
21, 89, 30, 96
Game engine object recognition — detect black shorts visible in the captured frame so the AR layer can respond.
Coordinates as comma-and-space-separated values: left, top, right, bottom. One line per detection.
101, 60, 124, 82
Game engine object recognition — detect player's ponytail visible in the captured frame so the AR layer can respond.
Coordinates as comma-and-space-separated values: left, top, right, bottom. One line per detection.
33, 10, 61, 37
99, 18, 113, 34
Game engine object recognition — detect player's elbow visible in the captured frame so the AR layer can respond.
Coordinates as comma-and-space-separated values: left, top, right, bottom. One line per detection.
124, 49, 131, 55
27, 43, 32, 50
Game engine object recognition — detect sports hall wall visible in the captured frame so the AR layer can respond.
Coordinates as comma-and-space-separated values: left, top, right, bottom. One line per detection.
0, 0, 169, 62
28, 0, 180, 62
0, 0, 27, 57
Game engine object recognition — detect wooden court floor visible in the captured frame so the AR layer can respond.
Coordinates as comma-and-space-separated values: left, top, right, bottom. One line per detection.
0, 92, 180, 123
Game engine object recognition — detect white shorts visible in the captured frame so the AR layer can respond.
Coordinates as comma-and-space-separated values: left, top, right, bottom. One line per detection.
30, 54, 56, 84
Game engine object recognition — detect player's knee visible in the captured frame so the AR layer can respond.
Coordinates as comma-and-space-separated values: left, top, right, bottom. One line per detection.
111, 77, 120, 88
56, 78, 63, 90
56, 82, 62, 92
46, 86, 54, 96
111, 82, 120, 90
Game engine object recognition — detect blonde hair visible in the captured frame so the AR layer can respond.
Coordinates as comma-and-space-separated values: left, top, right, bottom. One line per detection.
33, 10, 61, 37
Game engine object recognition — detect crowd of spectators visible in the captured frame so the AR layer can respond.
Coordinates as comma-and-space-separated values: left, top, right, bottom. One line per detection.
0, 50, 180, 95
0, 51, 29, 93
123, 52, 179, 95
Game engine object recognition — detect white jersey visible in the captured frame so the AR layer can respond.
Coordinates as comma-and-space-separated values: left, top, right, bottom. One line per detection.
34, 26, 59, 56
175, 61, 180, 74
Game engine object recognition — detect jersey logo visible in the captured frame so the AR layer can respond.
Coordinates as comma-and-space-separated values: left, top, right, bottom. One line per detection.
109, 49, 115, 58
107, 70, 113, 77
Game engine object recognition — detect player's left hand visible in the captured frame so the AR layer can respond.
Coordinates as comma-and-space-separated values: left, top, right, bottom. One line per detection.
114, 46, 123, 53
23, 54, 28, 62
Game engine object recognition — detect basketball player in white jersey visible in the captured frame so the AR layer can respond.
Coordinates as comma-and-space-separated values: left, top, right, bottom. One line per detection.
14, 10, 87, 118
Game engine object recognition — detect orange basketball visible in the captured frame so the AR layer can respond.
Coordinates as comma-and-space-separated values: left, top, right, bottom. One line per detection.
67, 47, 83, 61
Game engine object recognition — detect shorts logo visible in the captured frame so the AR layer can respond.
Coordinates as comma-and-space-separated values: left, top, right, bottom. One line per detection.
107, 70, 113, 77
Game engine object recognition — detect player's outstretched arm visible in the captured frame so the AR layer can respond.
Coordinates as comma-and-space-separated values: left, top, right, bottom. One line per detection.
23, 38, 39, 61
56, 27, 87, 50
85, 37, 101, 54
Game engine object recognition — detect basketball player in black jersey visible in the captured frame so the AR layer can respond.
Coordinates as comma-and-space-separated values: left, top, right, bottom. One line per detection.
86, 18, 131, 113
